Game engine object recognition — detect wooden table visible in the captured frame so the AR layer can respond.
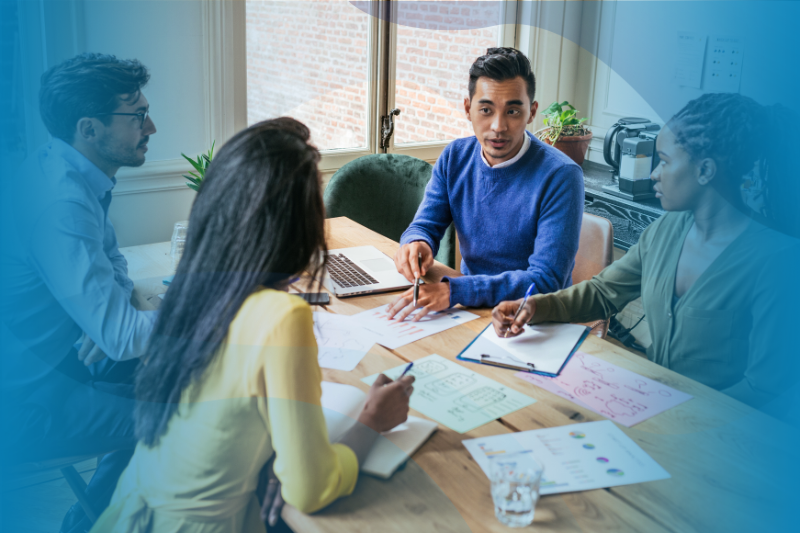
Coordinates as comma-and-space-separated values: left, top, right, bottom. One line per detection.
121, 217, 796, 533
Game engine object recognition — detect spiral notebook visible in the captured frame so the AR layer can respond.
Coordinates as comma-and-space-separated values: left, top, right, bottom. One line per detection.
320, 382, 438, 479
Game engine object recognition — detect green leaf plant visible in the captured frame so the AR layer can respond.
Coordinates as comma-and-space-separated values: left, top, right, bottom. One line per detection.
535, 101, 589, 144
181, 141, 215, 192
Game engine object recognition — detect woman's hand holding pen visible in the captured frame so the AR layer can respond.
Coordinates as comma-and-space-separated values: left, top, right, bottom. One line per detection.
492, 298, 536, 338
358, 373, 415, 433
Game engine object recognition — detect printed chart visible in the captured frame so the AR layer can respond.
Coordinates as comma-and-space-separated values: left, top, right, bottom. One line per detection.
363, 354, 535, 433
313, 312, 380, 371
353, 305, 480, 349
463, 420, 670, 494
516, 352, 693, 426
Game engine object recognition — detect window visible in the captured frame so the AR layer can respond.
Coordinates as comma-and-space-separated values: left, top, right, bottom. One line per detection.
245, 0, 515, 166
393, 1, 504, 145
246, 1, 373, 151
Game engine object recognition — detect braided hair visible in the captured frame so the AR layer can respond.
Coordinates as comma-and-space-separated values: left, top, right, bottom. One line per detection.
668, 93, 799, 237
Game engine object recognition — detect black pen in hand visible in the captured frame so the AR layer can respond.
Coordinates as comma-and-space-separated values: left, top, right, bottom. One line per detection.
412, 253, 421, 308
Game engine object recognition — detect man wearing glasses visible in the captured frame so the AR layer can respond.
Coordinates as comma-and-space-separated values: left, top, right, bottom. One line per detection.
1, 53, 157, 533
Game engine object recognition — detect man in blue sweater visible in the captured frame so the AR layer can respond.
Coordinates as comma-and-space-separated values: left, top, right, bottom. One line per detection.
388, 47, 584, 320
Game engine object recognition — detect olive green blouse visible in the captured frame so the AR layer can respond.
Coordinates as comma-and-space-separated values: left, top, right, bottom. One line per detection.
530, 211, 800, 409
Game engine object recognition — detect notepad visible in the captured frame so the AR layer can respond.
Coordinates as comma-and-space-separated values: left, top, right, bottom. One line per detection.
458, 323, 588, 376
320, 382, 438, 479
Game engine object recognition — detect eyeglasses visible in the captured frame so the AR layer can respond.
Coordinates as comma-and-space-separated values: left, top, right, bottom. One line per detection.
95, 109, 149, 129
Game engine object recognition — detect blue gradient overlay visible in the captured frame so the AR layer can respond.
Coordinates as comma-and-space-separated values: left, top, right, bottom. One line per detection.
2, 1, 799, 532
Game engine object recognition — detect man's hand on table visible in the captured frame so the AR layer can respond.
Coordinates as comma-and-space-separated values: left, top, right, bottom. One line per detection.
491, 298, 536, 338
387, 281, 451, 322
394, 241, 434, 282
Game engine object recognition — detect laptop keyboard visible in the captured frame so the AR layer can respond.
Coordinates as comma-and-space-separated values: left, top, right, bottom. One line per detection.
327, 254, 379, 288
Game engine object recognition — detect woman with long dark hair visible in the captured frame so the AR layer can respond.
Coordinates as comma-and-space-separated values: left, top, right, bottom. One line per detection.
91, 118, 414, 532
492, 93, 799, 413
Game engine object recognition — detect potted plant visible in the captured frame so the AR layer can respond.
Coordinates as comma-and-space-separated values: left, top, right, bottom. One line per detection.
182, 141, 215, 192
534, 101, 593, 166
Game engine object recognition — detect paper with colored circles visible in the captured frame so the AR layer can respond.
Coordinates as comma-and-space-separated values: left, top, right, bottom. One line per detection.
463, 420, 670, 494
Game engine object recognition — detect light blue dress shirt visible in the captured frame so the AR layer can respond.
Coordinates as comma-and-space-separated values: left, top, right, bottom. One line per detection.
1, 139, 156, 398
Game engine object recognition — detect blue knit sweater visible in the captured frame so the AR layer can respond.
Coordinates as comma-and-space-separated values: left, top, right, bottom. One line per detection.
400, 131, 584, 307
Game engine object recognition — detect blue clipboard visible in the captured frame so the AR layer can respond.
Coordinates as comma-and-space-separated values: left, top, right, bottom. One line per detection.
456, 324, 589, 377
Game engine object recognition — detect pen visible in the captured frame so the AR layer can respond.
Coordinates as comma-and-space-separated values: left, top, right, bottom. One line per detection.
398, 362, 414, 379
505, 282, 536, 338
412, 253, 421, 307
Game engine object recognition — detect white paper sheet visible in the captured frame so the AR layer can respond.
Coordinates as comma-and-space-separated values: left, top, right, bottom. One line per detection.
352, 305, 480, 349
463, 420, 670, 494
707, 35, 744, 92
313, 312, 380, 371
362, 354, 536, 433
516, 352, 693, 427
475, 323, 588, 375
675, 31, 707, 88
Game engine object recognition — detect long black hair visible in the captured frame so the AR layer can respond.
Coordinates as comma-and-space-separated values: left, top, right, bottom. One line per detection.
134, 117, 327, 446
668, 93, 799, 237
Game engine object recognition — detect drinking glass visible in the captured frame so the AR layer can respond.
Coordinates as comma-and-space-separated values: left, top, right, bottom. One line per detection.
170, 221, 188, 271
489, 453, 544, 528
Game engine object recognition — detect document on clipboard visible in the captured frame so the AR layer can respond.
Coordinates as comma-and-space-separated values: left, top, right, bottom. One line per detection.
458, 323, 589, 377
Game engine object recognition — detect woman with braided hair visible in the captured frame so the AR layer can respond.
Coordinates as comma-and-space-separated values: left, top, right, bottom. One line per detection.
492, 93, 800, 415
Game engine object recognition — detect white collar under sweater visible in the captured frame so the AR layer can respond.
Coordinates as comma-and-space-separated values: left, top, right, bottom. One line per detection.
480, 132, 531, 169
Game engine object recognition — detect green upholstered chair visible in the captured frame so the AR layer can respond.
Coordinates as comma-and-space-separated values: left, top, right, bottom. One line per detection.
323, 154, 456, 269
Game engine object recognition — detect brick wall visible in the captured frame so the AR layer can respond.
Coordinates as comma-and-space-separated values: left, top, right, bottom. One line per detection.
394, 1, 500, 144
246, 0, 500, 151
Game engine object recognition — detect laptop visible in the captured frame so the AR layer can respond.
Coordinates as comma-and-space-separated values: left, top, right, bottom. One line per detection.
322, 246, 413, 298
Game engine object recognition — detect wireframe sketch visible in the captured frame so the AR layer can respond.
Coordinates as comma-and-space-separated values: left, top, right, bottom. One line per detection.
454, 387, 508, 412
408, 360, 447, 378
424, 373, 477, 396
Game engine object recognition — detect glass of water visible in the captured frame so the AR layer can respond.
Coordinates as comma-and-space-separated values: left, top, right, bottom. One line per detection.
170, 221, 188, 271
490, 453, 544, 528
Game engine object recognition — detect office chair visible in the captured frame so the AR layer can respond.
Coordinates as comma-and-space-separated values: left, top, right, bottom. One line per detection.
9, 453, 105, 523
323, 154, 456, 269
572, 212, 615, 338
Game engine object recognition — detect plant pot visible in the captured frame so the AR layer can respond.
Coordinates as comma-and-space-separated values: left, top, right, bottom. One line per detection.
539, 129, 593, 166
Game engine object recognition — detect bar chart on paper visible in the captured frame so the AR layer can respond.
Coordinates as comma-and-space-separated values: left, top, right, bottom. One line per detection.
353, 305, 480, 349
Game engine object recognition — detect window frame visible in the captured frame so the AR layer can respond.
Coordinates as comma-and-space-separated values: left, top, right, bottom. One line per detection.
235, 0, 522, 172
224, 0, 592, 175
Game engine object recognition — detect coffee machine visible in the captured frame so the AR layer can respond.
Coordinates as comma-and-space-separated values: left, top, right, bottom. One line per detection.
602, 118, 661, 201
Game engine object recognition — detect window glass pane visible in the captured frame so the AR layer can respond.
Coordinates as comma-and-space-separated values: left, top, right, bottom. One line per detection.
394, 1, 503, 145
246, 1, 370, 151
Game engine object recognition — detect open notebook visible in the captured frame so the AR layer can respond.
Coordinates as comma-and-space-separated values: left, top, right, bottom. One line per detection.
320, 382, 438, 479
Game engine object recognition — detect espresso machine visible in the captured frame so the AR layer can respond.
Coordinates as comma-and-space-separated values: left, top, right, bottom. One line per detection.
602, 118, 661, 201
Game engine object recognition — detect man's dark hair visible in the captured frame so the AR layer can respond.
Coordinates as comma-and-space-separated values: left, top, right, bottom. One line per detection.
468, 47, 536, 103
39, 53, 150, 142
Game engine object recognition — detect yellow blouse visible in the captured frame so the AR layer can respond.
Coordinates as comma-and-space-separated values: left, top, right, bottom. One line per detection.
91, 289, 358, 532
